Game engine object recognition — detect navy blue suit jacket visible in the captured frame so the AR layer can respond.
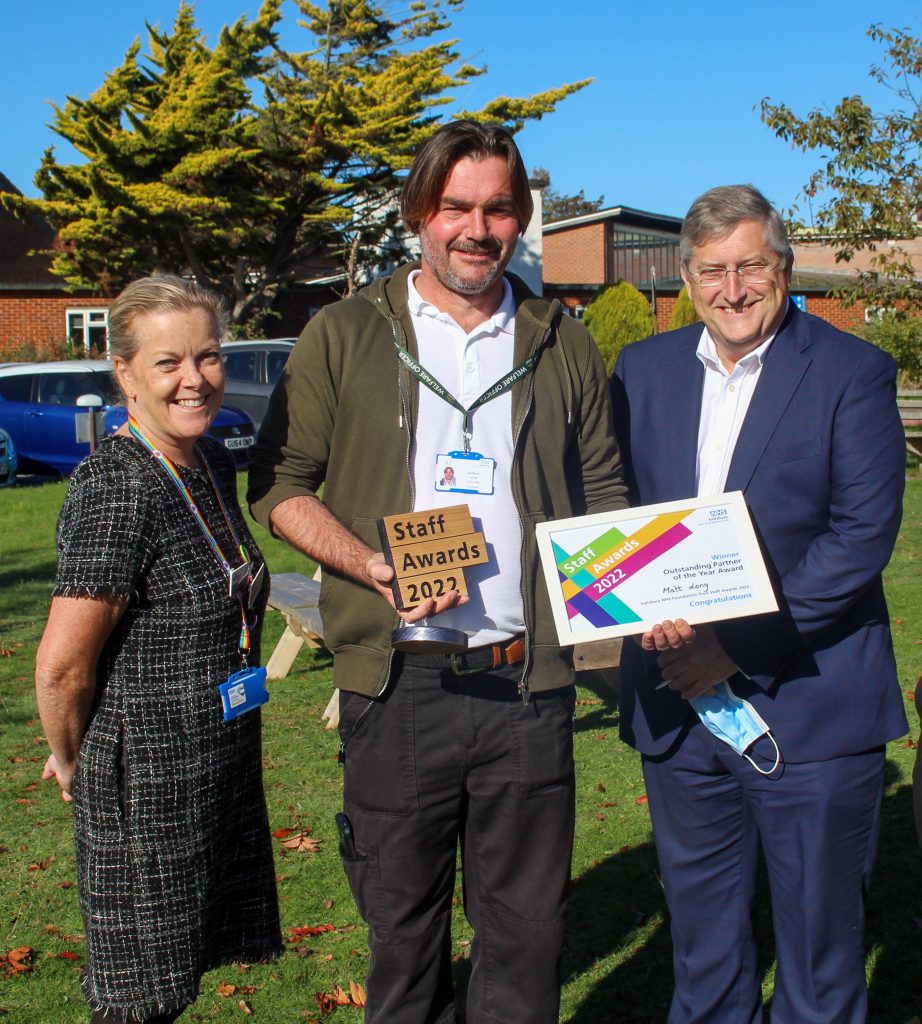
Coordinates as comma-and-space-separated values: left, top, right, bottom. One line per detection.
611, 305, 909, 762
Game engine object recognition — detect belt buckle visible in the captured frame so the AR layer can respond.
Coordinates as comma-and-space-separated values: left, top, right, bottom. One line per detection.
449, 651, 483, 676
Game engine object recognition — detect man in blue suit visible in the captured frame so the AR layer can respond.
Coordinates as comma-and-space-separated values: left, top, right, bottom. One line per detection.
610, 184, 909, 1023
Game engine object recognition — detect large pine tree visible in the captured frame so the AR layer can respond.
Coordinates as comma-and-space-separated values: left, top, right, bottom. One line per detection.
2, 0, 589, 329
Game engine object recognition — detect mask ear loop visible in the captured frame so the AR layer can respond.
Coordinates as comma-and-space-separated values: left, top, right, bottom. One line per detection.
743, 732, 781, 776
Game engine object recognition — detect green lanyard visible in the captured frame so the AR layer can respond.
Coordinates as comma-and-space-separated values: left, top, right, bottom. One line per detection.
394, 343, 536, 452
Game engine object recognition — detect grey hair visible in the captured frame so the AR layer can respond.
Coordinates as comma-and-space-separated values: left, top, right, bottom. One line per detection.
107, 274, 229, 364
679, 185, 793, 268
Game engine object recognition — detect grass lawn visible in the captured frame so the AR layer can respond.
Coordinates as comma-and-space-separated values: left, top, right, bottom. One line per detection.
0, 476, 920, 1023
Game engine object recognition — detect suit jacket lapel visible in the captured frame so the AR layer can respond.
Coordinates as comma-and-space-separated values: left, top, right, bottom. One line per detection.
669, 330, 704, 498
725, 308, 813, 493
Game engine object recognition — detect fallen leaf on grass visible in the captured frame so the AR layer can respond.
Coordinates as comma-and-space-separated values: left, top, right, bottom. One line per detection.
1, 947, 35, 976
323, 899, 334, 909
28, 855, 55, 872
288, 924, 336, 942
635, 795, 649, 805
280, 831, 322, 853
0, 648, 13, 657
237, 998, 252, 1015
596, 813, 606, 821
217, 982, 236, 997
598, 801, 619, 808
272, 827, 296, 839
315, 982, 366, 1015
56, 952, 80, 961
596, 783, 606, 793
315, 991, 341, 1014
903, 738, 918, 749
575, 698, 601, 706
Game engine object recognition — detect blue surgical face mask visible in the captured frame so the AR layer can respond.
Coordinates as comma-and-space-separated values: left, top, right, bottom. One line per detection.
690, 681, 781, 775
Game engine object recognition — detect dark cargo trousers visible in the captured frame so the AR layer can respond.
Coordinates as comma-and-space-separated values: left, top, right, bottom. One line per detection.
337, 659, 576, 1024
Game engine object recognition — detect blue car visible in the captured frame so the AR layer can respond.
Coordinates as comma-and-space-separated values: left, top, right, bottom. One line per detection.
0, 360, 255, 477
0, 426, 17, 487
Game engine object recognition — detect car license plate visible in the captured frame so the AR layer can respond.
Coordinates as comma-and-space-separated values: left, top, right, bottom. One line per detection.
224, 436, 255, 450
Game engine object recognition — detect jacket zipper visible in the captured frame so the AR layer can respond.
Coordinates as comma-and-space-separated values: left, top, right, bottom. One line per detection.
510, 319, 556, 707
370, 298, 417, 701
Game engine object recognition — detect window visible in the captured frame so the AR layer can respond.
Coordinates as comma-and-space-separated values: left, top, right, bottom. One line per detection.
37, 372, 109, 406
266, 350, 290, 384
610, 230, 680, 287
0, 375, 34, 402
223, 350, 260, 383
67, 309, 109, 353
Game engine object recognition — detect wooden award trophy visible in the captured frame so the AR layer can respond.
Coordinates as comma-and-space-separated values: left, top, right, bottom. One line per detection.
377, 505, 489, 652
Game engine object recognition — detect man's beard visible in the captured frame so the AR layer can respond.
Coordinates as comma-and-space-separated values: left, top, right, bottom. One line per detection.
419, 233, 510, 296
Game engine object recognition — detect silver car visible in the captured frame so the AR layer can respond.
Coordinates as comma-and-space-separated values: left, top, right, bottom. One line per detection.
221, 339, 296, 431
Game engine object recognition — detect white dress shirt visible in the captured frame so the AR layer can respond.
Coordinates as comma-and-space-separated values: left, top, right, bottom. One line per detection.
695, 329, 776, 497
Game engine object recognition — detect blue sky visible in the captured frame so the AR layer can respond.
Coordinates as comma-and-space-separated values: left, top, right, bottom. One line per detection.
1, 0, 918, 221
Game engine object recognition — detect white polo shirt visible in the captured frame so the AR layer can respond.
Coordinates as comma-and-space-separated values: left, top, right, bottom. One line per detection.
406, 272, 525, 646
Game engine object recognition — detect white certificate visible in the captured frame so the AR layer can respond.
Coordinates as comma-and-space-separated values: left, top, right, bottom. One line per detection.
536, 492, 778, 646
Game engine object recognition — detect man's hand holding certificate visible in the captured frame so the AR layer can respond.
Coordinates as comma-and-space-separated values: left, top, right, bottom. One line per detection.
535, 492, 777, 646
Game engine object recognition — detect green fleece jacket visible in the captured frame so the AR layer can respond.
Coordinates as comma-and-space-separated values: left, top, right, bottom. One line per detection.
249, 264, 628, 697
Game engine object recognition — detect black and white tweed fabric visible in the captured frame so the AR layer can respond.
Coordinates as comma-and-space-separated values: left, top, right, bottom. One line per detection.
54, 435, 282, 1022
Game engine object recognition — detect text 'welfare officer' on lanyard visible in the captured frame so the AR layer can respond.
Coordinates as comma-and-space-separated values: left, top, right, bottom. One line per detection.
127, 415, 269, 721
395, 343, 536, 453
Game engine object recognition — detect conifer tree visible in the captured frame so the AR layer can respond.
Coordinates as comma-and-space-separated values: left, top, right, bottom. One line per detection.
2, 0, 589, 328
582, 281, 654, 372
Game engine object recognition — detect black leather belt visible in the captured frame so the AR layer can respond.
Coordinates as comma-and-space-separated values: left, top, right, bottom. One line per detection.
402, 637, 526, 676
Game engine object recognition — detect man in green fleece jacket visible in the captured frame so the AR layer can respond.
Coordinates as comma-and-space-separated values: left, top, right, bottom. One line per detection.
249, 120, 627, 1024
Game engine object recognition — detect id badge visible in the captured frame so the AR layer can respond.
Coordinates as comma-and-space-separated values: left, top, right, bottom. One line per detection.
219, 665, 269, 720
434, 451, 495, 495
228, 560, 251, 598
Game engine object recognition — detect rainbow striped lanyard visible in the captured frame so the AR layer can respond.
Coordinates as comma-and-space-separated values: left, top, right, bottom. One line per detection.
127, 415, 253, 661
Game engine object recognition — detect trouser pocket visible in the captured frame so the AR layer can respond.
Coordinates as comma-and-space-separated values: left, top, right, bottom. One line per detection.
340, 838, 389, 943
338, 682, 419, 816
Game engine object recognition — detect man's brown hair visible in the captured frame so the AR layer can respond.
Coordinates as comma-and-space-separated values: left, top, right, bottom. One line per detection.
401, 120, 533, 235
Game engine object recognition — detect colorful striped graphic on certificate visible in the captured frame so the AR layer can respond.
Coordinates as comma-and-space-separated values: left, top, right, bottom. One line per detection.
552, 510, 692, 627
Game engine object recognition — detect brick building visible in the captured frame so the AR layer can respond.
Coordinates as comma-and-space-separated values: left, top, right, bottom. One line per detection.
0, 173, 113, 359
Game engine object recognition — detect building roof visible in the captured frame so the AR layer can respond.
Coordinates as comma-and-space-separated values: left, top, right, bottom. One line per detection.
0, 172, 61, 289
543, 205, 683, 236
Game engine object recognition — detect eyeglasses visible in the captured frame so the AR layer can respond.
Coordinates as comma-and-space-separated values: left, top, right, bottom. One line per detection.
687, 261, 779, 287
